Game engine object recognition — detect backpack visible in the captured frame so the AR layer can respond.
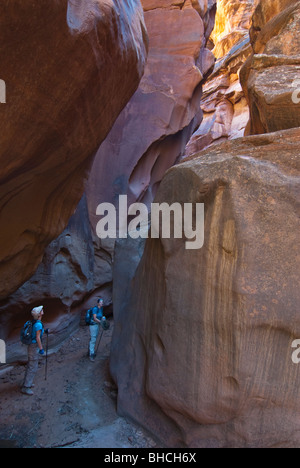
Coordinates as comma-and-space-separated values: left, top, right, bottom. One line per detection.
85, 308, 94, 326
20, 320, 36, 345
101, 318, 110, 331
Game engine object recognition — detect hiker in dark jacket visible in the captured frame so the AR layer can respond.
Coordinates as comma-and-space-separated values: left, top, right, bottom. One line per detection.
21, 306, 45, 396
89, 298, 104, 362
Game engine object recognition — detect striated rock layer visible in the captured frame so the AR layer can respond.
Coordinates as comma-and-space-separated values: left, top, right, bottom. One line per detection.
0, 0, 148, 299
111, 128, 300, 448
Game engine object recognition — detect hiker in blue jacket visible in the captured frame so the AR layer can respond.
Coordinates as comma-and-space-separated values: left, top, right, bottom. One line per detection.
21, 306, 45, 396
89, 298, 104, 362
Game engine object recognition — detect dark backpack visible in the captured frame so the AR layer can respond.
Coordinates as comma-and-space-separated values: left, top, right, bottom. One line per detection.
101, 319, 110, 331
85, 308, 94, 326
20, 320, 36, 345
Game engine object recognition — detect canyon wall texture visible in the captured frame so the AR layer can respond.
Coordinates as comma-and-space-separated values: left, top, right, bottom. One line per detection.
0, 0, 147, 300
111, 0, 300, 447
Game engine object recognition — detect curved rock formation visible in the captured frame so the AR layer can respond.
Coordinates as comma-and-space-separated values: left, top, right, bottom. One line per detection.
0, 0, 148, 299
111, 127, 300, 448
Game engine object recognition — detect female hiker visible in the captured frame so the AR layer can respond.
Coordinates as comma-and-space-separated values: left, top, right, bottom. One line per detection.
21, 306, 45, 396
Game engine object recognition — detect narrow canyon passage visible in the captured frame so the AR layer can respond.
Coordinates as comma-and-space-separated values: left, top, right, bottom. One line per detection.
0, 322, 157, 448
0, 0, 300, 449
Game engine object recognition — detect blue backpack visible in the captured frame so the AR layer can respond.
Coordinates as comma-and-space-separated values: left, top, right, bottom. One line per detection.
85, 308, 94, 326
20, 320, 36, 345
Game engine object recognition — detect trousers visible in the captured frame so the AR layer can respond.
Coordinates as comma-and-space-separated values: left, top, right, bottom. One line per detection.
89, 324, 100, 356
23, 344, 39, 388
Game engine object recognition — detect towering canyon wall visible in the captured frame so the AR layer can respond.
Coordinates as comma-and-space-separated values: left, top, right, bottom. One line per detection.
0, 0, 148, 300
111, 0, 300, 447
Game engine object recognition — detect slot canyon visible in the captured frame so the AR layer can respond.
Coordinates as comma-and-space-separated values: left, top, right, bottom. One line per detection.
0, 0, 299, 449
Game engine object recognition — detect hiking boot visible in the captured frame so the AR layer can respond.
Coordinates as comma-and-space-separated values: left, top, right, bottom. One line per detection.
21, 387, 34, 396
89, 354, 96, 362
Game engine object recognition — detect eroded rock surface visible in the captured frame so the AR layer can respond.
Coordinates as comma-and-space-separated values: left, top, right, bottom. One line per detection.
0, 0, 147, 299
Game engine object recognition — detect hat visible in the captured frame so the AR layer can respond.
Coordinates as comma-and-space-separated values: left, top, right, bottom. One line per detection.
31, 306, 44, 319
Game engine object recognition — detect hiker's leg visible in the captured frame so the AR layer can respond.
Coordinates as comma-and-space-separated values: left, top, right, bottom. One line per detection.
89, 325, 99, 356
23, 344, 39, 388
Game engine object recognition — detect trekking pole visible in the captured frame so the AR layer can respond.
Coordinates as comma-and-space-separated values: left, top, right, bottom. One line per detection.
45, 330, 49, 381
95, 329, 104, 356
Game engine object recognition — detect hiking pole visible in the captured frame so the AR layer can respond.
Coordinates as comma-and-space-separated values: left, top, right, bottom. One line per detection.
45, 330, 49, 381
95, 329, 104, 356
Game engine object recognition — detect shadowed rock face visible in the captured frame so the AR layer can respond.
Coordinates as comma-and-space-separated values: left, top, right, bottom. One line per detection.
111, 127, 300, 448
240, 0, 300, 134
0, 0, 148, 299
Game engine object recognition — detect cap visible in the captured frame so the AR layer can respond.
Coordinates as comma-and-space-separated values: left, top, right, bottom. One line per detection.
31, 305, 44, 319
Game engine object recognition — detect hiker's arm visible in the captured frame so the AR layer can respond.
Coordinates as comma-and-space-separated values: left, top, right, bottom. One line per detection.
36, 330, 43, 351
93, 314, 102, 324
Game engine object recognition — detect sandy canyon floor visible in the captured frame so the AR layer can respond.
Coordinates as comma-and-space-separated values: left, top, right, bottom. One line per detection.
0, 321, 158, 448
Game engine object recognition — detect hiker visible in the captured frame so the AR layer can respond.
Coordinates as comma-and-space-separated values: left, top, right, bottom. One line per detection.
89, 298, 104, 362
21, 306, 46, 396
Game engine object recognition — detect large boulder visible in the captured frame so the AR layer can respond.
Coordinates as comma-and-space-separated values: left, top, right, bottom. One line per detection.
0, 0, 148, 299
110, 127, 300, 447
